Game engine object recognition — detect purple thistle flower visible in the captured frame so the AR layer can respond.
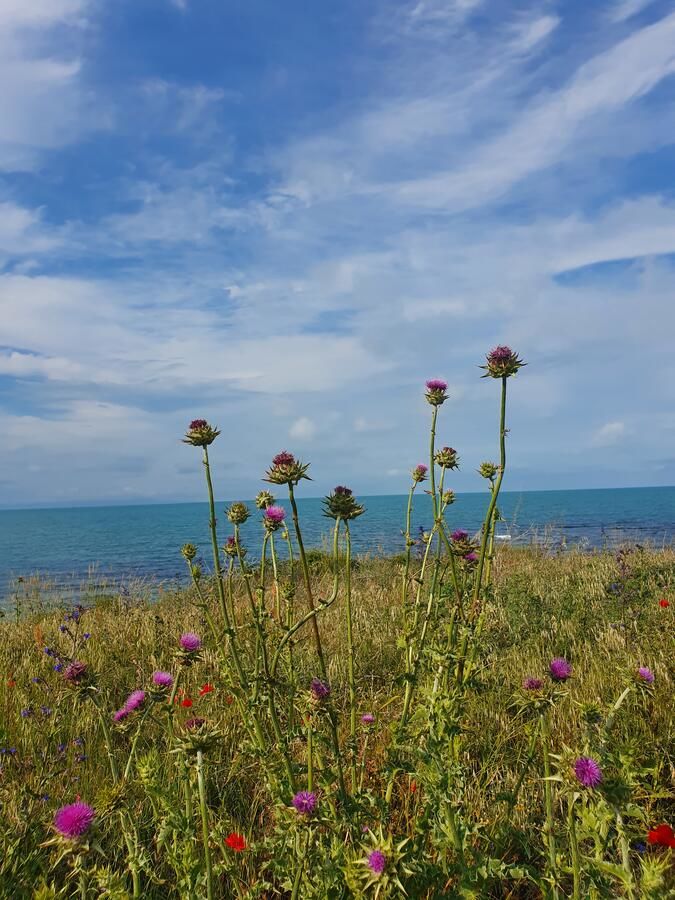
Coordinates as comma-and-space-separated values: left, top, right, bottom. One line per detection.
113, 708, 129, 723
272, 450, 295, 467
451, 529, 468, 542
264, 505, 286, 524
310, 678, 330, 701
464, 552, 478, 563
184, 716, 206, 730
523, 677, 544, 691
63, 661, 88, 684
549, 657, 572, 682
189, 419, 208, 431
361, 713, 375, 725
574, 756, 603, 788
124, 690, 146, 712
637, 666, 654, 684
425, 379, 447, 392
152, 671, 173, 689
180, 632, 202, 653
54, 802, 95, 838
488, 346, 513, 362
334, 485, 353, 496
367, 849, 387, 875
412, 463, 428, 483
292, 791, 317, 815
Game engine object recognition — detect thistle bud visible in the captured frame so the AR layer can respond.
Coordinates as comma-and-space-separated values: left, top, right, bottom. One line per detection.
223, 536, 238, 558
322, 486, 365, 521
181, 543, 197, 561
411, 464, 428, 483
441, 490, 456, 506
478, 461, 499, 480
264, 450, 311, 486
255, 490, 275, 510
425, 379, 448, 406
481, 346, 526, 379
183, 419, 220, 447
63, 661, 89, 686
227, 502, 250, 525
434, 446, 459, 469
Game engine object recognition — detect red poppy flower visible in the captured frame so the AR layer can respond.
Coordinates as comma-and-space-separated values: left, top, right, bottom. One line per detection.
181, 698, 193, 708
659, 598, 670, 608
7, 678, 16, 688
410, 780, 417, 794
225, 694, 234, 705
225, 832, 247, 851
199, 683, 214, 696
647, 823, 675, 848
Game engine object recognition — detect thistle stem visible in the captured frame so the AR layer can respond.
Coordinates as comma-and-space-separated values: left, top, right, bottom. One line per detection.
344, 521, 357, 793
196, 750, 214, 900
540, 710, 559, 899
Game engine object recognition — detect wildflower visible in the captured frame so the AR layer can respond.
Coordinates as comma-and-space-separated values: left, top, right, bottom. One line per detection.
367, 849, 387, 875
549, 657, 572, 682
574, 756, 603, 788
425, 379, 448, 406
179, 632, 202, 653
464, 552, 478, 563
434, 447, 459, 469
225, 832, 247, 851
255, 490, 275, 509
124, 690, 146, 712
523, 677, 544, 691
20, 707, 33, 718
181, 698, 193, 708
264, 450, 311, 486
53, 663, 63, 673
263, 505, 286, 531
152, 671, 173, 689
40, 706, 52, 717
181, 543, 197, 561
412, 464, 428, 483
361, 713, 375, 725
442, 490, 456, 506
309, 678, 330, 702
83, 633, 90, 640
57, 743, 67, 753
647, 823, 675, 848
54, 802, 95, 839
184, 717, 205, 730
198, 683, 214, 696
451, 529, 468, 542
481, 345, 526, 379
323, 487, 365, 521
223, 536, 238, 558
183, 419, 220, 447
292, 791, 317, 815
113, 708, 129, 723
63, 661, 88, 684
637, 666, 655, 684
659, 598, 669, 608
227, 502, 250, 525
478, 461, 499, 480
6, 678, 16, 688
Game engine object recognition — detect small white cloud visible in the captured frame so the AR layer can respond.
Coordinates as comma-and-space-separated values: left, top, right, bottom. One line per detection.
610, 0, 655, 24
289, 417, 317, 440
591, 421, 627, 446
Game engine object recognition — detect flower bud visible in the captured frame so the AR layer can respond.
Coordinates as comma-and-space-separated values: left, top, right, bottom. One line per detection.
255, 490, 275, 509
322, 486, 365, 521
441, 490, 456, 506
264, 450, 311, 486
478, 461, 499, 480
181, 543, 197, 561
227, 502, 250, 525
183, 419, 220, 447
434, 446, 459, 469
223, 536, 238, 558
411, 464, 428, 483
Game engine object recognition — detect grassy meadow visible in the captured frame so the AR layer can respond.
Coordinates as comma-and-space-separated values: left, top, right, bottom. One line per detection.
1, 546, 673, 898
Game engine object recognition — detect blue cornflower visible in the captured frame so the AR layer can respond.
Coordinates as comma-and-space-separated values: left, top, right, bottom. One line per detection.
53, 663, 63, 672
31, 677, 41, 683
21, 707, 34, 718
44, 647, 54, 657
57, 743, 67, 753
73, 737, 84, 746
83, 633, 90, 640
40, 706, 52, 717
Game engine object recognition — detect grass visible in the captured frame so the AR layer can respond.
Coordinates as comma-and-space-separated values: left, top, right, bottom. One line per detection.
1, 544, 673, 898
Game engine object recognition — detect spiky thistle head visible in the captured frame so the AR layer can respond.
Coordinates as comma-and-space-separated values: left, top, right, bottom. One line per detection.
481, 346, 526, 379
183, 419, 220, 447
425, 379, 448, 406
263, 505, 286, 532
434, 446, 459, 469
264, 450, 311, 486
478, 461, 499, 480
255, 490, 275, 509
226, 502, 250, 525
323, 486, 365, 520
411, 463, 428, 483
181, 543, 197, 561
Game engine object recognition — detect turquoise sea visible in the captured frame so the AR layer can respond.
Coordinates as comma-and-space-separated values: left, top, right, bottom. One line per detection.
1, 486, 673, 599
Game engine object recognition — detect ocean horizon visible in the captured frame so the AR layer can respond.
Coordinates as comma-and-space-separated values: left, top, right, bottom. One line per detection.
1, 484, 674, 600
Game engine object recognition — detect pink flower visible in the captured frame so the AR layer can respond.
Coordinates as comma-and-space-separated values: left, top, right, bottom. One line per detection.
124, 690, 146, 712
180, 632, 202, 653
54, 802, 95, 838
152, 671, 173, 689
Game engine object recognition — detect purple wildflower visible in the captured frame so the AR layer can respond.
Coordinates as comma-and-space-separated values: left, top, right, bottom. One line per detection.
488, 346, 512, 362
20, 708, 33, 718
637, 666, 654, 684
549, 657, 572, 682
189, 419, 208, 431
464, 552, 478, 563
412, 463, 428, 483
152, 671, 174, 689
54, 802, 95, 839
574, 756, 603, 788
361, 713, 375, 725
264, 506, 286, 524
451, 530, 468, 542
113, 708, 129, 723
523, 677, 544, 691
272, 450, 295, 467
184, 717, 206, 730
425, 379, 447, 392
63, 661, 88, 684
367, 849, 387, 875
180, 632, 202, 653
310, 678, 330, 701
124, 690, 146, 712
425, 379, 448, 406
292, 791, 317, 815
334, 485, 352, 496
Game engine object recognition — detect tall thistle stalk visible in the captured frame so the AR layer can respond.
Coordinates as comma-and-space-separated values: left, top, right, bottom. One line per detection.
196, 749, 214, 900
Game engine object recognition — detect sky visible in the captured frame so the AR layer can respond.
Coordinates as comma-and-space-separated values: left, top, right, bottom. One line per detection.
1, 0, 675, 508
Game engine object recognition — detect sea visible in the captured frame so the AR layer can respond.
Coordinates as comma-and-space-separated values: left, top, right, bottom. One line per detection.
1, 486, 673, 601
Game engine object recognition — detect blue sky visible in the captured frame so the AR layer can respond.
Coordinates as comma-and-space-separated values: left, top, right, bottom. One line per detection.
1, 0, 675, 507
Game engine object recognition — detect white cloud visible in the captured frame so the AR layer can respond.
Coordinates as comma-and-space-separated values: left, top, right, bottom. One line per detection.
289, 417, 317, 440
609, 0, 656, 23
592, 421, 627, 447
